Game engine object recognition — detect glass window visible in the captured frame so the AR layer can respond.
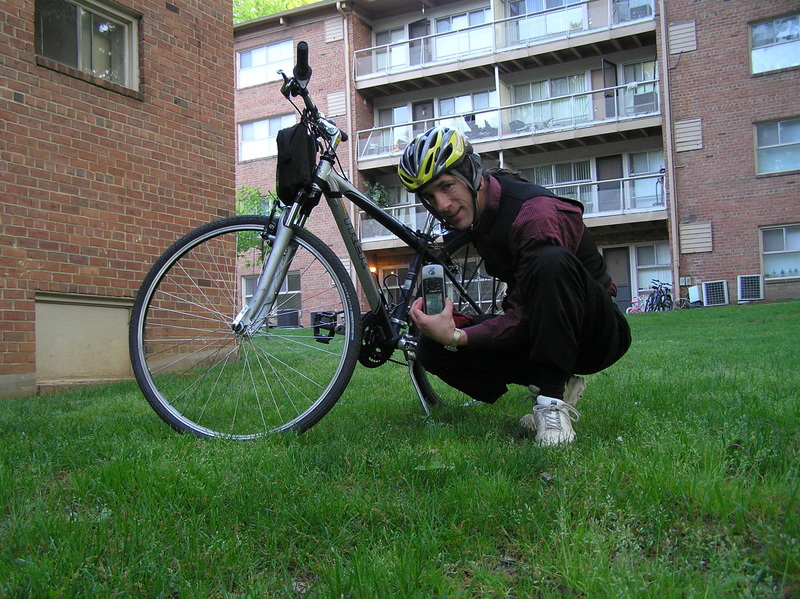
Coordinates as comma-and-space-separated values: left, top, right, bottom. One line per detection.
630, 150, 664, 174
237, 40, 293, 88
35, 0, 139, 90
755, 118, 800, 174
751, 14, 800, 74
762, 225, 800, 279
239, 114, 295, 161
635, 242, 671, 290
510, 0, 581, 16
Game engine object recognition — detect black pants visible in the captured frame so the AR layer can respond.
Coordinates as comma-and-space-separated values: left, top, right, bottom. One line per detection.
417, 246, 631, 402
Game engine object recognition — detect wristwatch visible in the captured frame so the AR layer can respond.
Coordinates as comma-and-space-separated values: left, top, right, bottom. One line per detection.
444, 328, 462, 352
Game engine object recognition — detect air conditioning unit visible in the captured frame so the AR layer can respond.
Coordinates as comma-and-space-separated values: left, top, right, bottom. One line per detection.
702, 280, 729, 306
737, 274, 764, 302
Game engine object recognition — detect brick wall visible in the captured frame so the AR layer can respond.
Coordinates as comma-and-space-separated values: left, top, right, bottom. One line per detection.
234, 7, 377, 311
0, 0, 235, 397
665, 0, 800, 299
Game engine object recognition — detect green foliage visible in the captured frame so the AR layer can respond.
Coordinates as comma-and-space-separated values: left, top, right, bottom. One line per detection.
236, 184, 268, 216
235, 185, 281, 259
365, 181, 391, 207
233, 0, 320, 24
1, 300, 799, 596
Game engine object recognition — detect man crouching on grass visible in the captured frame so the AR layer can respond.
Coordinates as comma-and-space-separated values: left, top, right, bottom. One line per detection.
400, 126, 631, 446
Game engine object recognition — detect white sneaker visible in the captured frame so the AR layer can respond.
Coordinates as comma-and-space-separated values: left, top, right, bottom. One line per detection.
563, 375, 587, 407
519, 397, 580, 446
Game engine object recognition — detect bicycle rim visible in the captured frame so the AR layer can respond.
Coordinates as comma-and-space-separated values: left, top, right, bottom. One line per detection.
409, 232, 506, 408
129, 216, 361, 438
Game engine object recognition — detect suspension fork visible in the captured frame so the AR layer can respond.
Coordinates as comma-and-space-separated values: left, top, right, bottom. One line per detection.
231, 201, 306, 336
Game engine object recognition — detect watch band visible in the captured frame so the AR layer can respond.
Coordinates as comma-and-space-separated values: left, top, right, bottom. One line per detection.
444, 328, 462, 352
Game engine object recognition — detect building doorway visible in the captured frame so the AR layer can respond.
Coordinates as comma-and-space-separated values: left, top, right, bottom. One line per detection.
603, 246, 632, 310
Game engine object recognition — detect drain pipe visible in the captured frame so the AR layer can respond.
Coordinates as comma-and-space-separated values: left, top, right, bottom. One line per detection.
337, 1, 357, 282
657, 0, 681, 290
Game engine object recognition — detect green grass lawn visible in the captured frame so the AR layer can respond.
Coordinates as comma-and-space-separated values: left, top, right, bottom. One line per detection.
1, 300, 799, 597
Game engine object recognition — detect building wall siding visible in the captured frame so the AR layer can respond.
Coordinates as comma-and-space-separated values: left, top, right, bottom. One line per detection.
664, 0, 800, 298
0, 0, 235, 397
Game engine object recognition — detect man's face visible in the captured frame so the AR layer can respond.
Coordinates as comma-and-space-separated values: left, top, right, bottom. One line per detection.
419, 173, 475, 231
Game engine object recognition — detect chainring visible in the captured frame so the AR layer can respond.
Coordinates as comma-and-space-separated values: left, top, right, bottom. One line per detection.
358, 311, 395, 368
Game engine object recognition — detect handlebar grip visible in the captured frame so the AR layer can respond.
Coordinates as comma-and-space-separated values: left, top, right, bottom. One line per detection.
293, 41, 312, 83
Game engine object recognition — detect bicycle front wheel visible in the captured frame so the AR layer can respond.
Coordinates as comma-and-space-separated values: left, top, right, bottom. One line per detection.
129, 215, 362, 438
410, 232, 507, 408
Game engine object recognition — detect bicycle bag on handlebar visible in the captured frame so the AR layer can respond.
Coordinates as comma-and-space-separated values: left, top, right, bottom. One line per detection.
276, 122, 317, 205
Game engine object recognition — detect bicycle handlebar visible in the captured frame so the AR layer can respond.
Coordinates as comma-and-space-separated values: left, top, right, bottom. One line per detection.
293, 41, 312, 84
280, 42, 348, 143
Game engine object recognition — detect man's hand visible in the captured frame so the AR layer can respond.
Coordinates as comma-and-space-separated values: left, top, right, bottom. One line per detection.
410, 297, 466, 348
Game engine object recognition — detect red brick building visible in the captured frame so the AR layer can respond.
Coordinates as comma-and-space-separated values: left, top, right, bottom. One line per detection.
1, 0, 235, 398
662, 0, 800, 304
234, 0, 799, 313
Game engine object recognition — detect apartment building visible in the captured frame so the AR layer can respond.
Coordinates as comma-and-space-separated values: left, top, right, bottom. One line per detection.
1, 0, 234, 398
235, 0, 799, 312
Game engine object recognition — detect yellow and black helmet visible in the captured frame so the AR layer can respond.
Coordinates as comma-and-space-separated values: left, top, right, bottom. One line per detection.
398, 126, 481, 194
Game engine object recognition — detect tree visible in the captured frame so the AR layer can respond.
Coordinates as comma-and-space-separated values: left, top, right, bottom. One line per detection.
233, 0, 320, 24
235, 185, 281, 259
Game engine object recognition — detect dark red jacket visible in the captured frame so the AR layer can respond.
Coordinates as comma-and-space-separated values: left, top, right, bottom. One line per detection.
464, 174, 616, 349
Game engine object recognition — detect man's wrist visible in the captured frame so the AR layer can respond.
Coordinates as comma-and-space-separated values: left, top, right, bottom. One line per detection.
444, 328, 463, 352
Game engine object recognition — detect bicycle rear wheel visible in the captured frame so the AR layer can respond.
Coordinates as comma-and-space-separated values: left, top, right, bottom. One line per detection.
129, 215, 362, 438
409, 232, 506, 408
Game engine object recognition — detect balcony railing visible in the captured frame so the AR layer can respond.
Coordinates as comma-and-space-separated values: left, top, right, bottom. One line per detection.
357, 80, 660, 162
549, 173, 665, 218
354, 0, 654, 80
359, 173, 665, 244
360, 202, 434, 243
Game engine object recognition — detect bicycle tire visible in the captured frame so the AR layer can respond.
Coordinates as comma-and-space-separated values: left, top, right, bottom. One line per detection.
409, 232, 506, 408
129, 215, 362, 438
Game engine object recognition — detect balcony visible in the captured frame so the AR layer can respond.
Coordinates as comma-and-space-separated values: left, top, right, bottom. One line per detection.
549, 173, 665, 220
354, 0, 655, 94
359, 173, 665, 246
360, 202, 433, 247
357, 80, 661, 169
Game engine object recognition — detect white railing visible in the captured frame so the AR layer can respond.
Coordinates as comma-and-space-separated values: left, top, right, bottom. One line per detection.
356, 80, 660, 162
547, 173, 665, 217
359, 202, 435, 243
354, 0, 654, 80
359, 174, 665, 244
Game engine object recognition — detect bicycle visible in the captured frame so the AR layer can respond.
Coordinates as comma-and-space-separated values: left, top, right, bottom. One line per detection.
643, 279, 673, 312
625, 295, 643, 314
128, 42, 506, 439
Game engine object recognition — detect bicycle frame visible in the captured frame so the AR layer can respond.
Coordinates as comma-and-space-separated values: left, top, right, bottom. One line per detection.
234, 153, 483, 353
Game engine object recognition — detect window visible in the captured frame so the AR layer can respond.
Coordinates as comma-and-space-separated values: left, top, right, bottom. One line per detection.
377, 105, 411, 151
751, 14, 800, 74
509, 0, 585, 42
237, 40, 293, 88
623, 59, 658, 115
756, 118, 800, 174
377, 266, 409, 305
439, 90, 498, 138
513, 74, 589, 128
629, 150, 664, 208
522, 160, 591, 206
375, 28, 407, 73
635, 242, 671, 291
762, 225, 800, 279
35, 0, 139, 90
510, 0, 581, 17
239, 114, 295, 161
434, 8, 492, 60
243, 271, 301, 327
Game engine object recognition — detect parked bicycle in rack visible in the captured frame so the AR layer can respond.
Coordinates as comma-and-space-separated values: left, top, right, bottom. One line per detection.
643, 279, 673, 312
128, 42, 507, 439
